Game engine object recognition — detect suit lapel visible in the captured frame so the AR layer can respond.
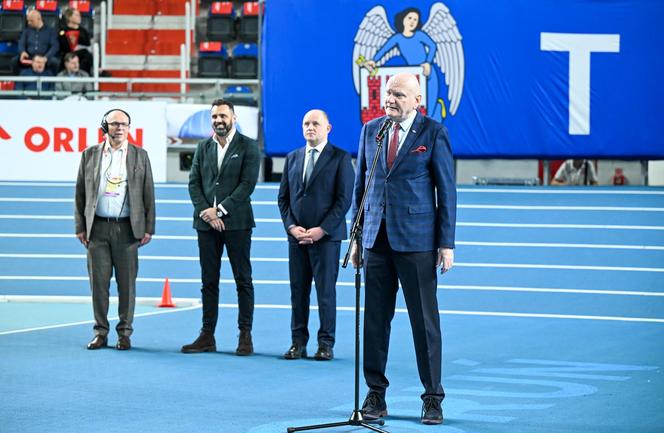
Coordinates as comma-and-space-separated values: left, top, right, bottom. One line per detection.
218, 134, 241, 178
389, 113, 425, 174
126, 144, 136, 186
91, 144, 103, 196
305, 144, 333, 190
294, 147, 306, 192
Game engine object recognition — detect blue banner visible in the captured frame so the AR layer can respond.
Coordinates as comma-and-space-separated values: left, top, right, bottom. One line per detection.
262, 0, 663, 159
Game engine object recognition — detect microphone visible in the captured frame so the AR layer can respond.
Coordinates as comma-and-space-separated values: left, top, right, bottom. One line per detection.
374, 118, 394, 143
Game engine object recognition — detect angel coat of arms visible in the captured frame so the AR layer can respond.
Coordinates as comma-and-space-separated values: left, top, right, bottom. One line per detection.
352, 3, 465, 123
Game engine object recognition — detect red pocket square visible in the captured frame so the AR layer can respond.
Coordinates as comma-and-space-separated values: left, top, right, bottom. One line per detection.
412, 145, 427, 153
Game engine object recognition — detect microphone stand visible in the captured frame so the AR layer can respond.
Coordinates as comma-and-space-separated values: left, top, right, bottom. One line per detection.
287, 121, 392, 433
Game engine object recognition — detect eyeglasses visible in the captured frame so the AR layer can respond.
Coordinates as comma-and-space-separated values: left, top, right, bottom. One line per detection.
108, 122, 130, 129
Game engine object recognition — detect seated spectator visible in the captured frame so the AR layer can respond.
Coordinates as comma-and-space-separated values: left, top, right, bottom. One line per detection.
16, 10, 60, 74
15, 55, 54, 96
56, 52, 92, 95
58, 8, 92, 74
551, 159, 598, 186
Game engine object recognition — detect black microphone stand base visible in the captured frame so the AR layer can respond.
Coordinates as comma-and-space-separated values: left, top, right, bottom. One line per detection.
287, 410, 387, 433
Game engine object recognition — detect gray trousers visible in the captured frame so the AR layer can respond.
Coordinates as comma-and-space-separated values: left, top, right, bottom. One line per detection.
87, 219, 139, 337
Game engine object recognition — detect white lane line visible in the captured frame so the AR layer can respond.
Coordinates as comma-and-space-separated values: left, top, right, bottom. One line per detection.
436, 310, 664, 324
2, 198, 663, 212
0, 215, 284, 222
460, 204, 664, 211
0, 182, 280, 190
458, 222, 664, 230
1, 303, 661, 335
2, 276, 662, 297
2, 233, 662, 251
0, 305, 202, 336
1, 252, 663, 272
1, 216, 663, 231
457, 188, 664, 195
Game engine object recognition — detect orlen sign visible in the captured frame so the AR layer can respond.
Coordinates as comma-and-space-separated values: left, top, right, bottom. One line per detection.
24, 127, 144, 152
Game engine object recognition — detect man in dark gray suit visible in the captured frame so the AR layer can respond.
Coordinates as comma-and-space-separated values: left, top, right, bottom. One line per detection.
75, 108, 155, 351
278, 109, 354, 361
182, 99, 260, 356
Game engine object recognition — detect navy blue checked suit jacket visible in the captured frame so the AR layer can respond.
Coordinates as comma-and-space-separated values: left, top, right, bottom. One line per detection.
352, 113, 457, 252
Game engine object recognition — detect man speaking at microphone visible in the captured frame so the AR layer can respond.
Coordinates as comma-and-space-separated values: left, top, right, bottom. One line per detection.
351, 73, 457, 424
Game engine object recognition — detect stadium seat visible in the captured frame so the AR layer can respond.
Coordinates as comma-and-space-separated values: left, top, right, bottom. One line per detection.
0, 41, 18, 75
0, 0, 25, 42
237, 1, 260, 43
68, 0, 93, 35
206, 2, 235, 43
197, 41, 228, 78
35, 0, 60, 30
223, 85, 256, 106
229, 43, 257, 79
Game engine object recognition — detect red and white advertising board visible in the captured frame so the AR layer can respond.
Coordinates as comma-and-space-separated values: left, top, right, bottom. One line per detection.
0, 101, 167, 182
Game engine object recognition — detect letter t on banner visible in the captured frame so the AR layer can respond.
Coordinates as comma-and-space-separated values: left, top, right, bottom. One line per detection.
541, 33, 620, 135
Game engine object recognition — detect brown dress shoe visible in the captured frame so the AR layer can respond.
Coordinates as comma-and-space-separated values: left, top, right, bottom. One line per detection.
235, 330, 253, 356
181, 332, 216, 353
87, 335, 108, 350
116, 336, 131, 350
283, 343, 307, 360
313, 345, 334, 361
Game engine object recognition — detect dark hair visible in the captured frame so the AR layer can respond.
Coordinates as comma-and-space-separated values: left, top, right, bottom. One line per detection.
394, 7, 422, 33
63, 8, 76, 22
211, 99, 235, 113
63, 52, 78, 63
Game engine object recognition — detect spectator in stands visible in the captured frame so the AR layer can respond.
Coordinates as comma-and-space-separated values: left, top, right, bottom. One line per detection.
16, 10, 60, 74
15, 55, 54, 96
56, 52, 92, 95
551, 159, 598, 186
58, 8, 92, 74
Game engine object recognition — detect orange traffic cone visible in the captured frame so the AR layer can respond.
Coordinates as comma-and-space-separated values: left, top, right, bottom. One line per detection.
158, 278, 176, 308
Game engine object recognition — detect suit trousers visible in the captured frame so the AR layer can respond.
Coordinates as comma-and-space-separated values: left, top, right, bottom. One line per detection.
87, 219, 138, 337
197, 229, 254, 334
288, 239, 340, 348
363, 221, 445, 400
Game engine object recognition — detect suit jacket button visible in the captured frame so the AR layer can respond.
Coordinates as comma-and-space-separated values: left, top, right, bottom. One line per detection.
215, 182, 219, 186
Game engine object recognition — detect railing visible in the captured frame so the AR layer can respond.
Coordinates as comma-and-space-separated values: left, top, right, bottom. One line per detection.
0, 75, 259, 102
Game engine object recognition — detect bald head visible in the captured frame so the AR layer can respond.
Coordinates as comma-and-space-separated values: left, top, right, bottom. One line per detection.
384, 73, 422, 122
27, 10, 44, 29
302, 109, 331, 146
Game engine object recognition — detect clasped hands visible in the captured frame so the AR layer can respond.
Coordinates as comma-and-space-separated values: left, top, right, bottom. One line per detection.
289, 226, 325, 245
200, 208, 225, 231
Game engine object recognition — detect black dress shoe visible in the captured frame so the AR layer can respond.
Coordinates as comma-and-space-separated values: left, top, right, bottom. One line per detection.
283, 343, 306, 360
116, 336, 131, 350
313, 345, 334, 361
181, 332, 216, 353
87, 335, 108, 350
421, 396, 443, 425
235, 330, 253, 356
361, 391, 387, 420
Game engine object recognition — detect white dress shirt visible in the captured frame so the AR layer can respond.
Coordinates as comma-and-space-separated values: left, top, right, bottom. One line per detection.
96, 139, 130, 218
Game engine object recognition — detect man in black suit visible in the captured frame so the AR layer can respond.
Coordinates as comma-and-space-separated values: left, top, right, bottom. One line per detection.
182, 99, 260, 356
278, 109, 354, 361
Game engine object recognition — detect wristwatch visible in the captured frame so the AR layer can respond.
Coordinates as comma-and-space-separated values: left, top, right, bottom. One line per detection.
216, 209, 224, 218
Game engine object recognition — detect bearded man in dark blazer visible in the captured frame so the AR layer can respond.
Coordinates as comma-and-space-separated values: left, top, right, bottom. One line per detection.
75, 108, 155, 351
182, 99, 260, 356
278, 109, 354, 361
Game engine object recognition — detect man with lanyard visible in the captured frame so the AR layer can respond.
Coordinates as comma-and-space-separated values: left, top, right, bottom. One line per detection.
75, 109, 156, 351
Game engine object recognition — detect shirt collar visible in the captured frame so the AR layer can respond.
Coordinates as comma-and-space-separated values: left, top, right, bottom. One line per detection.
306, 140, 327, 153
103, 139, 128, 155
396, 110, 417, 132
214, 128, 236, 148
